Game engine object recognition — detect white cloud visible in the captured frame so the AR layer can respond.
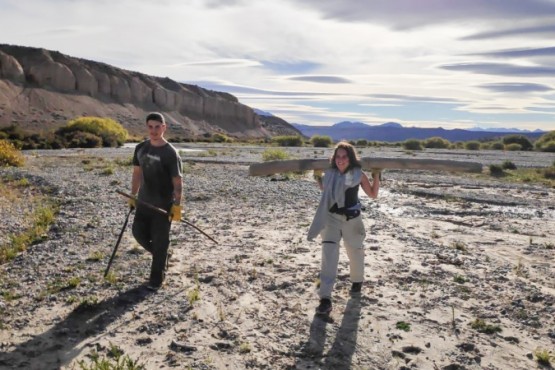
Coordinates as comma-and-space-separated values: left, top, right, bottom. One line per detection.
1, 0, 554, 130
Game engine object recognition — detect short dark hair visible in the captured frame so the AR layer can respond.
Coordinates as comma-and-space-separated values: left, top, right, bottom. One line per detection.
146, 112, 165, 124
330, 141, 361, 170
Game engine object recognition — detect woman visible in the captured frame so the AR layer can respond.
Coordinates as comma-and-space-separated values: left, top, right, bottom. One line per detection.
308, 141, 380, 314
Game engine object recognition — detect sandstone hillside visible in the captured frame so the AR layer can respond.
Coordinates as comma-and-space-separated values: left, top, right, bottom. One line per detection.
0, 44, 301, 139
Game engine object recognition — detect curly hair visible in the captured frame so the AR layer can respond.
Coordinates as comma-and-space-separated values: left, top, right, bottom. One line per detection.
330, 141, 361, 170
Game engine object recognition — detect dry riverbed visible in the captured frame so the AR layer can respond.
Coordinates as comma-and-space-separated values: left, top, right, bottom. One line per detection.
0, 146, 554, 370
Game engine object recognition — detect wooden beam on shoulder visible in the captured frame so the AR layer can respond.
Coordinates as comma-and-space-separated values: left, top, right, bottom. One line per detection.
248, 157, 482, 176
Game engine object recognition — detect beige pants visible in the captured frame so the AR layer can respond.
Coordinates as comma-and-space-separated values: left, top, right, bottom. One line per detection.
319, 212, 366, 299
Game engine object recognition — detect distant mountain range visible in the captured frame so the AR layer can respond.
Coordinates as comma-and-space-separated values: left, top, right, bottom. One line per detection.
292, 121, 548, 142
468, 126, 546, 133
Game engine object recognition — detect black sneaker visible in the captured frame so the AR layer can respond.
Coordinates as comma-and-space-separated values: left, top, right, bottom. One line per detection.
146, 276, 164, 291
316, 298, 332, 315
146, 281, 162, 291
351, 282, 362, 294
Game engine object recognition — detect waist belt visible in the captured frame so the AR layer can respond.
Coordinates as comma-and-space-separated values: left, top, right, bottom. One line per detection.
329, 204, 361, 220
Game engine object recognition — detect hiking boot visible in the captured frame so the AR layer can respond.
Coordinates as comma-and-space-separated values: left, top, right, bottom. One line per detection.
316, 298, 332, 315
147, 273, 165, 291
350, 282, 363, 295
146, 280, 162, 291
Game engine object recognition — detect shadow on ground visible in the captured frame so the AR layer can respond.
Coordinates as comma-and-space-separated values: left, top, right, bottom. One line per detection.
0, 285, 152, 369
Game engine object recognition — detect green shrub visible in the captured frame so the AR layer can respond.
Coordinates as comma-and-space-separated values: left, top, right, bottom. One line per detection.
502, 160, 517, 170
535, 131, 555, 151
424, 136, 450, 149
464, 141, 481, 150
490, 141, 504, 150
470, 318, 502, 334
310, 135, 333, 148
56, 117, 128, 147
534, 348, 553, 366
0, 125, 24, 141
402, 139, 423, 150
212, 133, 232, 143
395, 321, 411, 331
355, 139, 368, 147
544, 167, 555, 180
502, 134, 533, 151
505, 143, 521, 151
0, 139, 25, 167
67, 131, 103, 148
537, 140, 555, 153
489, 164, 504, 176
272, 135, 303, 147
262, 148, 290, 161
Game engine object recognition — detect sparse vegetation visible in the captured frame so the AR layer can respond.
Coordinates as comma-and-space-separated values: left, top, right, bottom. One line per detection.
0, 139, 25, 167
104, 271, 118, 285
238, 342, 252, 353
534, 348, 553, 366
453, 274, 467, 284
395, 321, 411, 331
535, 130, 555, 152
211, 133, 232, 143
489, 164, 504, 177
310, 135, 333, 147
355, 139, 368, 147
47, 276, 81, 294
78, 346, 145, 370
464, 141, 481, 150
504, 143, 521, 151
470, 318, 502, 334
187, 286, 200, 305
482, 164, 555, 187
55, 116, 128, 148
272, 135, 303, 147
502, 134, 533, 151
262, 148, 290, 161
514, 258, 528, 277
1, 199, 59, 264
402, 139, 422, 151
501, 160, 517, 170
451, 240, 467, 252
87, 251, 105, 262
490, 141, 504, 150
424, 136, 451, 149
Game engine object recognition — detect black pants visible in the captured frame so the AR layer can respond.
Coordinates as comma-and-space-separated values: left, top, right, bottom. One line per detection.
132, 208, 171, 285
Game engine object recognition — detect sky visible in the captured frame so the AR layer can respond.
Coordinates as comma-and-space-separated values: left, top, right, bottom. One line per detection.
2, 0, 555, 131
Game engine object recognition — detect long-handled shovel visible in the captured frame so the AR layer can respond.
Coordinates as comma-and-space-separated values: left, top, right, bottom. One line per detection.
104, 207, 134, 277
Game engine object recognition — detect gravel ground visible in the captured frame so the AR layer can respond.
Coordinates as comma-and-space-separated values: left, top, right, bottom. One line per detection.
0, 145, 554, 370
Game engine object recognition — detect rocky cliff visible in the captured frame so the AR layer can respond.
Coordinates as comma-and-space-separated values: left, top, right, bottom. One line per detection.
0, 44, 299, 139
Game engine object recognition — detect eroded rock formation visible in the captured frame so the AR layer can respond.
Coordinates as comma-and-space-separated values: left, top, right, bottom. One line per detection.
0, 44, 299, 138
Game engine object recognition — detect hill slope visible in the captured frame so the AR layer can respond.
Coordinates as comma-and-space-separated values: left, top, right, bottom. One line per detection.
0, 44, 298, 139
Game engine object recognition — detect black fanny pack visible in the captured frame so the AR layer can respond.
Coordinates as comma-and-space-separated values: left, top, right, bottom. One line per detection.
329, 204, 361, 220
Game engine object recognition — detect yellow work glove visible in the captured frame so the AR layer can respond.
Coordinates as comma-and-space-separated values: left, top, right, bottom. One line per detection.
169, 204, 182, 222
128, 197, 136, 210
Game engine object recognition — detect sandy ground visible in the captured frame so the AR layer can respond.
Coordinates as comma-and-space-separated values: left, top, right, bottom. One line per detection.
0, 146, 554, 370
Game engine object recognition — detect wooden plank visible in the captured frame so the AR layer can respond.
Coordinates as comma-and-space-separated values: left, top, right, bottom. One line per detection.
248, 157, 482, 176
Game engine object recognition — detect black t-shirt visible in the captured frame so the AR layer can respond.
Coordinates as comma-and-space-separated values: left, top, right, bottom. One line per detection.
132, 140, 182, 209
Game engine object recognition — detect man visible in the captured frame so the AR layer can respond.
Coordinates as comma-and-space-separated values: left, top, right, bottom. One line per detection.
129, 112, 182, 290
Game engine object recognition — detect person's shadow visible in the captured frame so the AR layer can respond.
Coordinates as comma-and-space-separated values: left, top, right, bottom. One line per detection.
298, 297, 362, 369
0, 285, 152, 369
324, 297, 362, 369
